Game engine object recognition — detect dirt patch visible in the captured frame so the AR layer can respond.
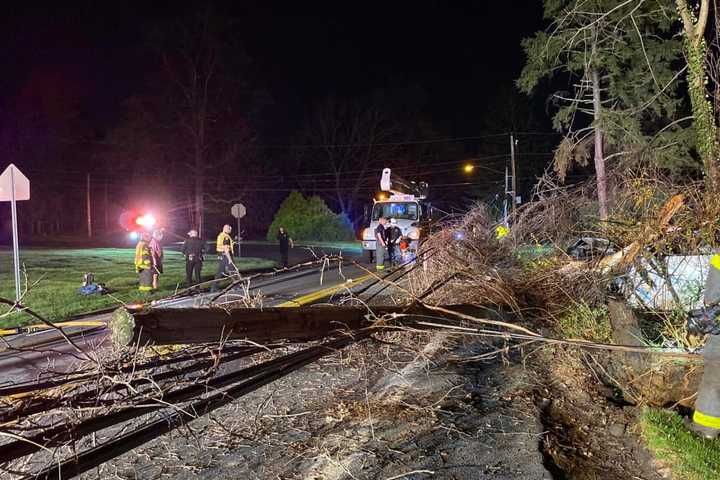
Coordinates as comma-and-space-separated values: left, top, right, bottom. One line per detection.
532, 348, 669, 480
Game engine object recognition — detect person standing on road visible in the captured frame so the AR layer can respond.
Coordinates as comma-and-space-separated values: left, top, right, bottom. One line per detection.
149, 229, 164, 290
211, 224, 235, 292
375, 217, 388, 271
385, 218, 402, 266
277, 227, 294, 268
182, 229, 205, 286
134, 232, 153, 292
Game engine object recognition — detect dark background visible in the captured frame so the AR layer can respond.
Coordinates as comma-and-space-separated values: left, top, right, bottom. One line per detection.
0, 1, 559, 243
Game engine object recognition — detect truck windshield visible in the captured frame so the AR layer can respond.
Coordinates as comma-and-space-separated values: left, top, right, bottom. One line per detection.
372, 202, 418, 221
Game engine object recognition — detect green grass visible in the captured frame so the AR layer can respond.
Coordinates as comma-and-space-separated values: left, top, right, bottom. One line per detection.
640, 408, 720, 480
0, 248, 276, 328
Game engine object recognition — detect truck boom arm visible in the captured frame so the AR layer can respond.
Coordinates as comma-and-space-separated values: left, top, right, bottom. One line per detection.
380, 168, 428, 199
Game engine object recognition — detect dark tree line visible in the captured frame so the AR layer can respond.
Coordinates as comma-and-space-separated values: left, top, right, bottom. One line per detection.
0, 8, 553, 243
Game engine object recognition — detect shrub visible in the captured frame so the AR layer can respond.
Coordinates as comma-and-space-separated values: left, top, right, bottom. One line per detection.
556, 301, 612, 343
267, 191, 355, 242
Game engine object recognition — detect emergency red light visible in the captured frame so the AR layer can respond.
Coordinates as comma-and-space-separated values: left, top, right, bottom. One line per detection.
135, 214, 157, 228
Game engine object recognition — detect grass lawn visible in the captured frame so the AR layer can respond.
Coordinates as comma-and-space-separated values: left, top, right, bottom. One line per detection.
0, 248, 276, 328
640, 408, 720, 480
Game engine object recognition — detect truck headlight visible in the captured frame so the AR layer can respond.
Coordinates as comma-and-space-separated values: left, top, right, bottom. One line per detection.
362, 228, 374, 240
408, 228, 420, 240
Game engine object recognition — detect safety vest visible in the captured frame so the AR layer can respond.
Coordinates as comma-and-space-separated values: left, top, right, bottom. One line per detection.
216, 232, 234, 253
495, 225, 509, 239
134, 241, 152, 271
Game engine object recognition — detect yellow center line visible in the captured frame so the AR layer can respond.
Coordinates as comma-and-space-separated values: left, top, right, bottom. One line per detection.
276, 273, 374, 307
0, 320, 107, 337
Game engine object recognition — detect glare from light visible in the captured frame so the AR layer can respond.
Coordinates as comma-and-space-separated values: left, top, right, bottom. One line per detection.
135, 214, 157, 228
377, 193, 388, 201
129, 231, 139, 240
463, 164, 475, 173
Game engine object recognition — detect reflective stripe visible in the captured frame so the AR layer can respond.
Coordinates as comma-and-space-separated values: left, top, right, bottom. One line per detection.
138, 286, 153, 292
376, 265, 385, 270
693, 410, 720, 430
711, 255, 720, 271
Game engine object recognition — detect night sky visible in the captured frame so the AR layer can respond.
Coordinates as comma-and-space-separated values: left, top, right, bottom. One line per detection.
0, 1, 545, 138
0, 1, 553, 239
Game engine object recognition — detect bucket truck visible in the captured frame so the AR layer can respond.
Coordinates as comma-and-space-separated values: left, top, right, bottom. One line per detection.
361, 168, 431, 262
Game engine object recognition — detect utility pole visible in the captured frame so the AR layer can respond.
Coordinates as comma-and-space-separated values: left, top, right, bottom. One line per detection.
503, 166, 509, 227
104, 182, 109, 232
510, 132, 517, 218
86, 173, 92, 238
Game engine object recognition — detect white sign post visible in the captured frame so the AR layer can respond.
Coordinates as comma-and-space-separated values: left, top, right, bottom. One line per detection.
0, 164, 30, 303
230, 203, 246, 257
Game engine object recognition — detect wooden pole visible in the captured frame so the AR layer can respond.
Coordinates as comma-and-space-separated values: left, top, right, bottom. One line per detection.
110, 304, 499, 347
86, 173, 92, 238
110, 305, 373, 346
510, 132, 517, 217
104, 182, 109, 232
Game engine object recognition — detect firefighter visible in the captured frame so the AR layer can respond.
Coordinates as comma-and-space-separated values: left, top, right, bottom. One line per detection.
211, 224, 235, 292
277, 227, 294, 268
134, 232, 153, 292
149, 229, 164, 290
687, 253, 720, 438
385, 218, 402, 266
182, 229, 205, 286
375, 217, 388, 271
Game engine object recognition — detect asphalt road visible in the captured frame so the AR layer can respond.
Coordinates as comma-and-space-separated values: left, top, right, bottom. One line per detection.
0, 245, 375, 388
169, 241, 364, 267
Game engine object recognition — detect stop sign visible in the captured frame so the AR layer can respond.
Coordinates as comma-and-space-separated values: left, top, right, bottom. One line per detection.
231, 203, 246, 219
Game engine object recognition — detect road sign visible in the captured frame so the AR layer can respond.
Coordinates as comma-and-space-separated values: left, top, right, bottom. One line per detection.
231, 203, 246, 219
0, 164, 30, 201
0, 164, 30, 303
231, 203, 246, 257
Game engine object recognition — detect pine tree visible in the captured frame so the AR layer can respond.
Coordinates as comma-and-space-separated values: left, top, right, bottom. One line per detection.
519, 0, 687, 219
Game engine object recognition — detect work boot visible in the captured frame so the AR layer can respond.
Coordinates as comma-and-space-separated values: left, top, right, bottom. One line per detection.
691, 334, 720, 438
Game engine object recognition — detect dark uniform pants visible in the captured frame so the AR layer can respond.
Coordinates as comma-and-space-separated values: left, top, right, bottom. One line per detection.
186, 259, 203, 285
138, 268, 153, 291
387, 242, 398, 265
211, 254, 233, 292
692, 254, 720, 437
280, 247, 289, 268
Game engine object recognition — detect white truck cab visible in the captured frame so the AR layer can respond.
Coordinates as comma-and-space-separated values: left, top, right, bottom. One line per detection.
361, 168, 428, 262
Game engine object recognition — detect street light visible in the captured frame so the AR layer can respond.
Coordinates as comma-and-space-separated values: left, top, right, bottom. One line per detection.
463, 164, 475, 173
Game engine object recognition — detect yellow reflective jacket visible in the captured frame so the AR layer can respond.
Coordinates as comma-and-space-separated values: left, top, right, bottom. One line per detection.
134, 240, 151, 272
216, 232, 234, 254
495, 225, 509, 239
